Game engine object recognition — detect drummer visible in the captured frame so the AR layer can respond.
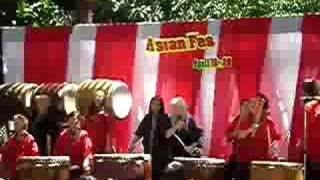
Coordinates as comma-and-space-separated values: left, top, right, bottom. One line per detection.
225, 94, 281, 180
129, 96, 173, 180
54, 111, 94, 179
168, 96, 203, 157
81, 90, 113, 154
0, 114, 39, 179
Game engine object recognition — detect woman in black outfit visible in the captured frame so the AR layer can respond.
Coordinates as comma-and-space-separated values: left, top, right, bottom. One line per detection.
129, 96, 184, 180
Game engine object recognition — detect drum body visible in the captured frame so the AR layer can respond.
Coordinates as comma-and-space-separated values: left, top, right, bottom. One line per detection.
0, 83, 38, 117
94, 153, 151, 180
35, 83, 79, 114
76, 79, 132, 120
173, 157, 225, 180
16, 156, 70, 180
250, 161, 304, 180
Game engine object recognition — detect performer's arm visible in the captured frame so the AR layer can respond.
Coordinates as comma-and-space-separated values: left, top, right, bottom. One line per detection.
270, 120, 281, 141
165, 117, 184, 138
82, 135, 93, 174
128, 117, 145, 152
104, 116, 112, 153
226, 117, 240, 142
188, 118, 203, 147
29, 137, 39, 156
53, 134, 62, 156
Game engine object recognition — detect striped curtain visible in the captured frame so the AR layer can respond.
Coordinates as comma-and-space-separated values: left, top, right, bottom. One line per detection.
1, 15, 320, 161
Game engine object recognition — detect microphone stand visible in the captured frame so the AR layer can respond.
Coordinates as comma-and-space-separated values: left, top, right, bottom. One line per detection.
303, 105, 307, 180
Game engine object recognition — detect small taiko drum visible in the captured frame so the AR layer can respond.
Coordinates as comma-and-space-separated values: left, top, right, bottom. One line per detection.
94, 153, 151, 180
250, 161, 304, 180
16, 156, 70, 180
173, 157, 225, 180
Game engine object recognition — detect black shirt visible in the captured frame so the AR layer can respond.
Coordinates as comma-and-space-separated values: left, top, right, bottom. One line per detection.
135, 113, 171, 154
170, 116, 203, 157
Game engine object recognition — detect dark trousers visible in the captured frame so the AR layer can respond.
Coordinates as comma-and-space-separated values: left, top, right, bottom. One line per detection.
306, 160, 320, 180
151, 149, 171, 180
224, 161, 251, 180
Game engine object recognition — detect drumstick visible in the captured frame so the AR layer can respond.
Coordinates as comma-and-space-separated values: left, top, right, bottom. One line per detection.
173, 133, 187, 149
112, 146, 117, 153
173, 133, 198, 156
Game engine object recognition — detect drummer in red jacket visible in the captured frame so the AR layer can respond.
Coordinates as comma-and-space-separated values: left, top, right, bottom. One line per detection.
54, 111, 93, 179
82, 90, 113, 154
225, 93, 281, 180
0, 114, 39, 179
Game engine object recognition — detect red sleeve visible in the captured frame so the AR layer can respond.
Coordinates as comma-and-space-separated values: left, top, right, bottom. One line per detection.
305, 101, 319, 117
26, 136, 39, 156
0, 146, 4, 154
81, 117, 87, 130
269, 120, 281, 141
53, 134, 63, 156
225, 115, 240, 141
104, 115, 112, 132
82, 134, 93, 160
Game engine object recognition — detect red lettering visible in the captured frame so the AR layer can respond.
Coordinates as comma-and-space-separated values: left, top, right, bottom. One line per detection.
197, 37, 206, 49
206, 36, 215, 47
177, 39, 186, 50
169, 40, 177, 50
223, 56, 233, 68
146, 38, 154, 51
156, 41, 163, 52
187, 35, 197, 49
163, 41, 169, 51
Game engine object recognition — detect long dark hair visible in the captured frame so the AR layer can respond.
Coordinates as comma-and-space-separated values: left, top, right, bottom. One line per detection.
148, 95, 165, 115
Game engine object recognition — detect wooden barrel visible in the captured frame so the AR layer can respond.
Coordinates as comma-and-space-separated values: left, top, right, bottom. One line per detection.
76, 79, 132, 120
33, 83, 79, 114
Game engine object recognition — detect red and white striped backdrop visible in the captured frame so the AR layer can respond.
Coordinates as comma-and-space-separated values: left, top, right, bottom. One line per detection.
2, 15, 320, 161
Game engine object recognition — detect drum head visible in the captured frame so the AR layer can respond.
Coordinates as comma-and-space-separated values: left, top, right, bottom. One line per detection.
111, 85, 132, 120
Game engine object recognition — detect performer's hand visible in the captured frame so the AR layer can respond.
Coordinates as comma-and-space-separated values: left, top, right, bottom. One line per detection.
83, 165, 92, 175
104, 146, 113, 153
16, 161, 32, 171
185, 146, 194, 154
128, 144, 135, 153
240, 101, 249, 120
175, 120, 185, 130
70, 165, 81, 171
237, 130, 252, 139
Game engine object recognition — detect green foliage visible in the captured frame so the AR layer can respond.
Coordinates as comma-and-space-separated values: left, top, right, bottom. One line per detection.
16, 0, 73, 26
93, 0, 226, 22
13, 0, 320, 26
93, 0, 320, 23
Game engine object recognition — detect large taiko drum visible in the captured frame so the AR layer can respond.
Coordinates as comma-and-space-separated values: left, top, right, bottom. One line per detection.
94, 153, 151, 180
16, 156, 70, 180
173, 157, 225, 180
0, 82, 38, 110
76, 79, 133, 120
34, 82, 79, 114
250, 161, 304, 180
0, 83, 38, 141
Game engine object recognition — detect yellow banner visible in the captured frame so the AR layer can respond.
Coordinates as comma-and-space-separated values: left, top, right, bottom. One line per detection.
146, 32, 215, 54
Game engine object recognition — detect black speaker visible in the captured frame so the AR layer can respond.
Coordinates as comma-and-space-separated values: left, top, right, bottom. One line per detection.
0, 27, 4, 84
